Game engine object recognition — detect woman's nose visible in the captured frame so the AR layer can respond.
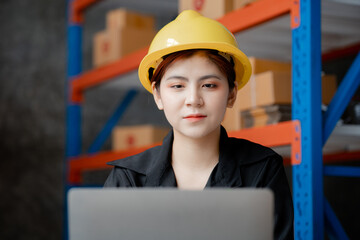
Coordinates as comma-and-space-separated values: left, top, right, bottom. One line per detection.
185, 87, 203, 107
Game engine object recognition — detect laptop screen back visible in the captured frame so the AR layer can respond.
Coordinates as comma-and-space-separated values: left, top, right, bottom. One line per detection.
68, 188, 274, 240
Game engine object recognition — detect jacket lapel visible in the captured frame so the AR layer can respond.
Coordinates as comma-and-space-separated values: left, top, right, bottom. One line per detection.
144, 129, 177, 187
206, 126, 243, 188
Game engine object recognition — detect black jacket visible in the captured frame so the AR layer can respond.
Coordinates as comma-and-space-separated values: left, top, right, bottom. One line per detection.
104, 126, 294, 240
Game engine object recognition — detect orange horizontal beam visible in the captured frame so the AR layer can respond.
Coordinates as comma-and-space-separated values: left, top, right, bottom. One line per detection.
68, 120, 301, 184
68, 148, 360, 184
70, 0, 102, 23
71, 47, 148, 102
284, 151, 360, 168
218, 0, 291, 33
68, 143, 160, 183
229, 120, 301, 165
229, 121, 297, 146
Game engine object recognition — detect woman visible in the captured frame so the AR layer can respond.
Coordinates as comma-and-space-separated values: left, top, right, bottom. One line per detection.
105, 10, 294, 239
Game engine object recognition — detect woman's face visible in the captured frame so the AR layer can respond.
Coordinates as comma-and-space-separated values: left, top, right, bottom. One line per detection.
152, 52, 237, 139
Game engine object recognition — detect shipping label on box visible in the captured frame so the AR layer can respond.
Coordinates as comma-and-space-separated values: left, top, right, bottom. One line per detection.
93, 31, 111, 67
179, 0, 233, 19
112, 125, 170, 151
106, 8, 155, 30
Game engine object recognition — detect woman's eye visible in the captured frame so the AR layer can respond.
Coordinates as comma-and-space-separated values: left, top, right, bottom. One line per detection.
203, 83, 217, 88
171, 84, 184, 89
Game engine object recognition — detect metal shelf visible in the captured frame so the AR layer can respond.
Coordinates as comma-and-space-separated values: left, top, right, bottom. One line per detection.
66, 0, 360, 239
70, 0, 293, 102
235, 0, 360, 62
274, 124, 360, 157
67, 123, 359, 184
70, 0, 360, 93
325, 124, 360, 153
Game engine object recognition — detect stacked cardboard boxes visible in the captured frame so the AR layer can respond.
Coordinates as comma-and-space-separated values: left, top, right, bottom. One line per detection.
240, 104, 292, 129
112, 125, 170, 151
222, 57, 337, 131
179, 0, 259, 19
93, 9, 156, 67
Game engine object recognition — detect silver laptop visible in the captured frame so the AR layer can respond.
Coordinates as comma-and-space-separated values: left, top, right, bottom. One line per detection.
68, 188, 274, 240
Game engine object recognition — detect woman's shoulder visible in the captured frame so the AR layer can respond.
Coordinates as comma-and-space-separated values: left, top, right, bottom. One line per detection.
106, 145, 162, 175
224, 136, 282, 165
106, 129, 174, 176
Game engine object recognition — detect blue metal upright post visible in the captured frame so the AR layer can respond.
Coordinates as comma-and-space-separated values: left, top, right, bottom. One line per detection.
65, 0, 82, 239
292, 0, 323, 239
66, 0, 82, 159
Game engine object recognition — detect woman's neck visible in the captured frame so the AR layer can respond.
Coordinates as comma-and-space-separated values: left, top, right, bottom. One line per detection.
171, 127, 221, 171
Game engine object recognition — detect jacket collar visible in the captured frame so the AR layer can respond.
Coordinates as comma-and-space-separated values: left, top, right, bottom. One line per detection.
107, 126, 243, 188
145, 126, 243, 187
144, 129, 175, 187
206, 126, 243, 187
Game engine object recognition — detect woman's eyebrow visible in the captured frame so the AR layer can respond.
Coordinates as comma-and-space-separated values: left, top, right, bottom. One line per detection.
198, 74, 223, 81
165, 76, 188, 81
165, 74, 223, 81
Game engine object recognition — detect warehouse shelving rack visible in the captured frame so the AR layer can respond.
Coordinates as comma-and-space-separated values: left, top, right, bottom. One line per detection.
66, 0, 360, 239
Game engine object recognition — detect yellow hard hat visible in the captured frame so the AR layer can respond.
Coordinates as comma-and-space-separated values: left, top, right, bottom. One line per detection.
138, 10, 252, 93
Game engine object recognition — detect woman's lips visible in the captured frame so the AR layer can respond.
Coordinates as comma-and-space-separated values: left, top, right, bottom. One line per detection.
183, 114, 207, 122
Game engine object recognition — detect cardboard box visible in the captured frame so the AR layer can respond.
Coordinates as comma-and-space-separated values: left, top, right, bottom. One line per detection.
179, 0, 233, 19
93, 27, 156, 67
234, 71, 291, 111
222, 71, 337, 131
93, 8, 156, 67
237, 71, 337, 111
241, 105, 291, 129
322, 74, 337, 105
108, 26, 156, 61
222, 83, 244, 131
222, 71, 290, 131
93, 30, 111, 67
222, 55, 291, 131
249, 57, 291, 74
255, 71, 292, 107
112, 125, 170, 151
222, 104, 242, 132
233, 0, 258, 9
106, 8, 155, 30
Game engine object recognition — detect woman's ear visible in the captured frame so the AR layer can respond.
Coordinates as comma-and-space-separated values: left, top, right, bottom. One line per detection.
152, 82, 164, 110
227, 82, 238, 108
